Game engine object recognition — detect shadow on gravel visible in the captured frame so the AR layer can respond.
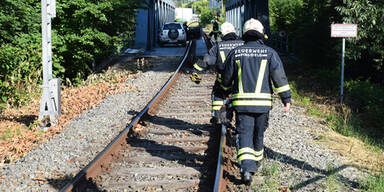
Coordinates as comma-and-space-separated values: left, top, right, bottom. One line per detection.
46, 175, 72, 190
128, 110, 212, 136
127, 110, 218, 191
46, 174, 102, 191
224, 171, 245, 186
264, 147, 361, 190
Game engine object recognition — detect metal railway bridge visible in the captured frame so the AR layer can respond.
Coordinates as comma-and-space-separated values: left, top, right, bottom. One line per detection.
134, 0, 269, 50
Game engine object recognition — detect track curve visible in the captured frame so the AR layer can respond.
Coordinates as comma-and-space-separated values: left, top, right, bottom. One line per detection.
60, 38, 229, 191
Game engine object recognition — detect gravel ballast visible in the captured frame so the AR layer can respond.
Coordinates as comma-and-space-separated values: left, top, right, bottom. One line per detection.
0, 56, 368, 191
0, 56, 182, 191
263, 100, 365, 191
224, 99, 367, 191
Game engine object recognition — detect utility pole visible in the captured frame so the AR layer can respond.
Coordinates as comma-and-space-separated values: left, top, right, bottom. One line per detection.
39, 0, 61, 129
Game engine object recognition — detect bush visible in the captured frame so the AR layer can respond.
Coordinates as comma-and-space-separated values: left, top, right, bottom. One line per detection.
269, 0, 303, 32
345, 80, 384, 128
199, 7, 215, 27
0, 34, 42, 106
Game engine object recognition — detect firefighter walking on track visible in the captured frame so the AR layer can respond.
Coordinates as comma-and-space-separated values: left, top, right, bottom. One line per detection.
194, 22, 243, 125
221, 18, 291, 184
209, 15, 220, 42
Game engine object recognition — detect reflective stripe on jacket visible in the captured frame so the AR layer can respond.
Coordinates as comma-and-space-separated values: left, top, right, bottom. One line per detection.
222, 40, 291, 113
202, 40, 244, 74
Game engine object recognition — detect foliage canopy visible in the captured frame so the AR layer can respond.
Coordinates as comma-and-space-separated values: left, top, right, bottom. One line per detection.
0, 0, 143, 106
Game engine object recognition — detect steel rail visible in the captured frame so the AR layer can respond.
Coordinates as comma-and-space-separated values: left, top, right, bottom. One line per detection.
213, 124, 227, 192
201, 31, 227, 191
60, 41, 193, 192
201, 31, 227, 192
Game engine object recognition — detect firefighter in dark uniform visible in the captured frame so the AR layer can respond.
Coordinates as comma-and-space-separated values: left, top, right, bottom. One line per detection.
194, 22, 244, 124
209, 16, 220, 42
221, 18, 291, 184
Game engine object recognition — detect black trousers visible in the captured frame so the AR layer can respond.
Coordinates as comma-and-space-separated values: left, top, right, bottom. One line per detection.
235, 111, 269, 173
209, 32, 219, 41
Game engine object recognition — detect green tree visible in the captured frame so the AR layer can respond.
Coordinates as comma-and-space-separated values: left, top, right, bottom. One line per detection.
269, 0, 303, 32
336, 0, 384, 83
0, 0, 42, 105
0, 0, 144, 106
53, 0, 143, 82
185, 0, 208, 14
294, 0, 342, 68
199, 9, 215, 26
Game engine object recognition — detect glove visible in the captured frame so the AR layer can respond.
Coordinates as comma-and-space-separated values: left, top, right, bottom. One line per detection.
203, 54, 216, 66
190, 72, 201, 84
216, 106, 228, 125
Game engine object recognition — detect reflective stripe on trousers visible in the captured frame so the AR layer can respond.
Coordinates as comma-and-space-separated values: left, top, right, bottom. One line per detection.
237, 147, 264, 162
212, 100, 224, 110
235, 112, 269, 172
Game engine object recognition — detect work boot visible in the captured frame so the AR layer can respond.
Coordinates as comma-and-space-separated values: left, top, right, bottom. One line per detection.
241, 171, 253, 185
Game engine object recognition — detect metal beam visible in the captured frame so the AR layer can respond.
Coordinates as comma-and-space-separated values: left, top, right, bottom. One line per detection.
225, 0, 270, 37
134, 0, 175, 50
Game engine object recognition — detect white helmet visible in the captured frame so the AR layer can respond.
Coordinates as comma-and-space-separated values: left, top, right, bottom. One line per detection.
243, 18, 264, 34
220, 22, 236, 36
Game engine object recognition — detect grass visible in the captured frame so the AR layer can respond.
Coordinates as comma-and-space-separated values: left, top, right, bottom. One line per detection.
291, 80, 384, 170
324, 164, 342, 192
283, 57, 384, 189
362, 172, 384, 192
308, 105, 322, 117
0, 128, 13, 140
289, 65, 384, 149
252, 160, 281, 191
290, 83, 324, 118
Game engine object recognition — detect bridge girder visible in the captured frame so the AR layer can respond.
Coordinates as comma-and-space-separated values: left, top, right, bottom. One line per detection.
134, 0, 269, 50
135, 0, 175, 50
225, 0, 270, 37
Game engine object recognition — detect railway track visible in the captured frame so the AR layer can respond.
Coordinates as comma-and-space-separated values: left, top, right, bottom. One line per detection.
60, 36, 230, 191
95, 72, 217, 191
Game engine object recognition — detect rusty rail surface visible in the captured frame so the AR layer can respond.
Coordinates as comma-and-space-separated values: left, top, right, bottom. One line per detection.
201, 31, 227, 192
214, 124, 227, 192
60, 41, 193, 192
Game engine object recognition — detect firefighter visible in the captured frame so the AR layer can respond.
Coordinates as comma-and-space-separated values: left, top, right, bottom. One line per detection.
208, 16, 220, 42
221, 18, 291, 184
194, 22, 243, 125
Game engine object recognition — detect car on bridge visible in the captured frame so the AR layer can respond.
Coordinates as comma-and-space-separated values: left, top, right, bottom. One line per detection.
159, 22, 187, 47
